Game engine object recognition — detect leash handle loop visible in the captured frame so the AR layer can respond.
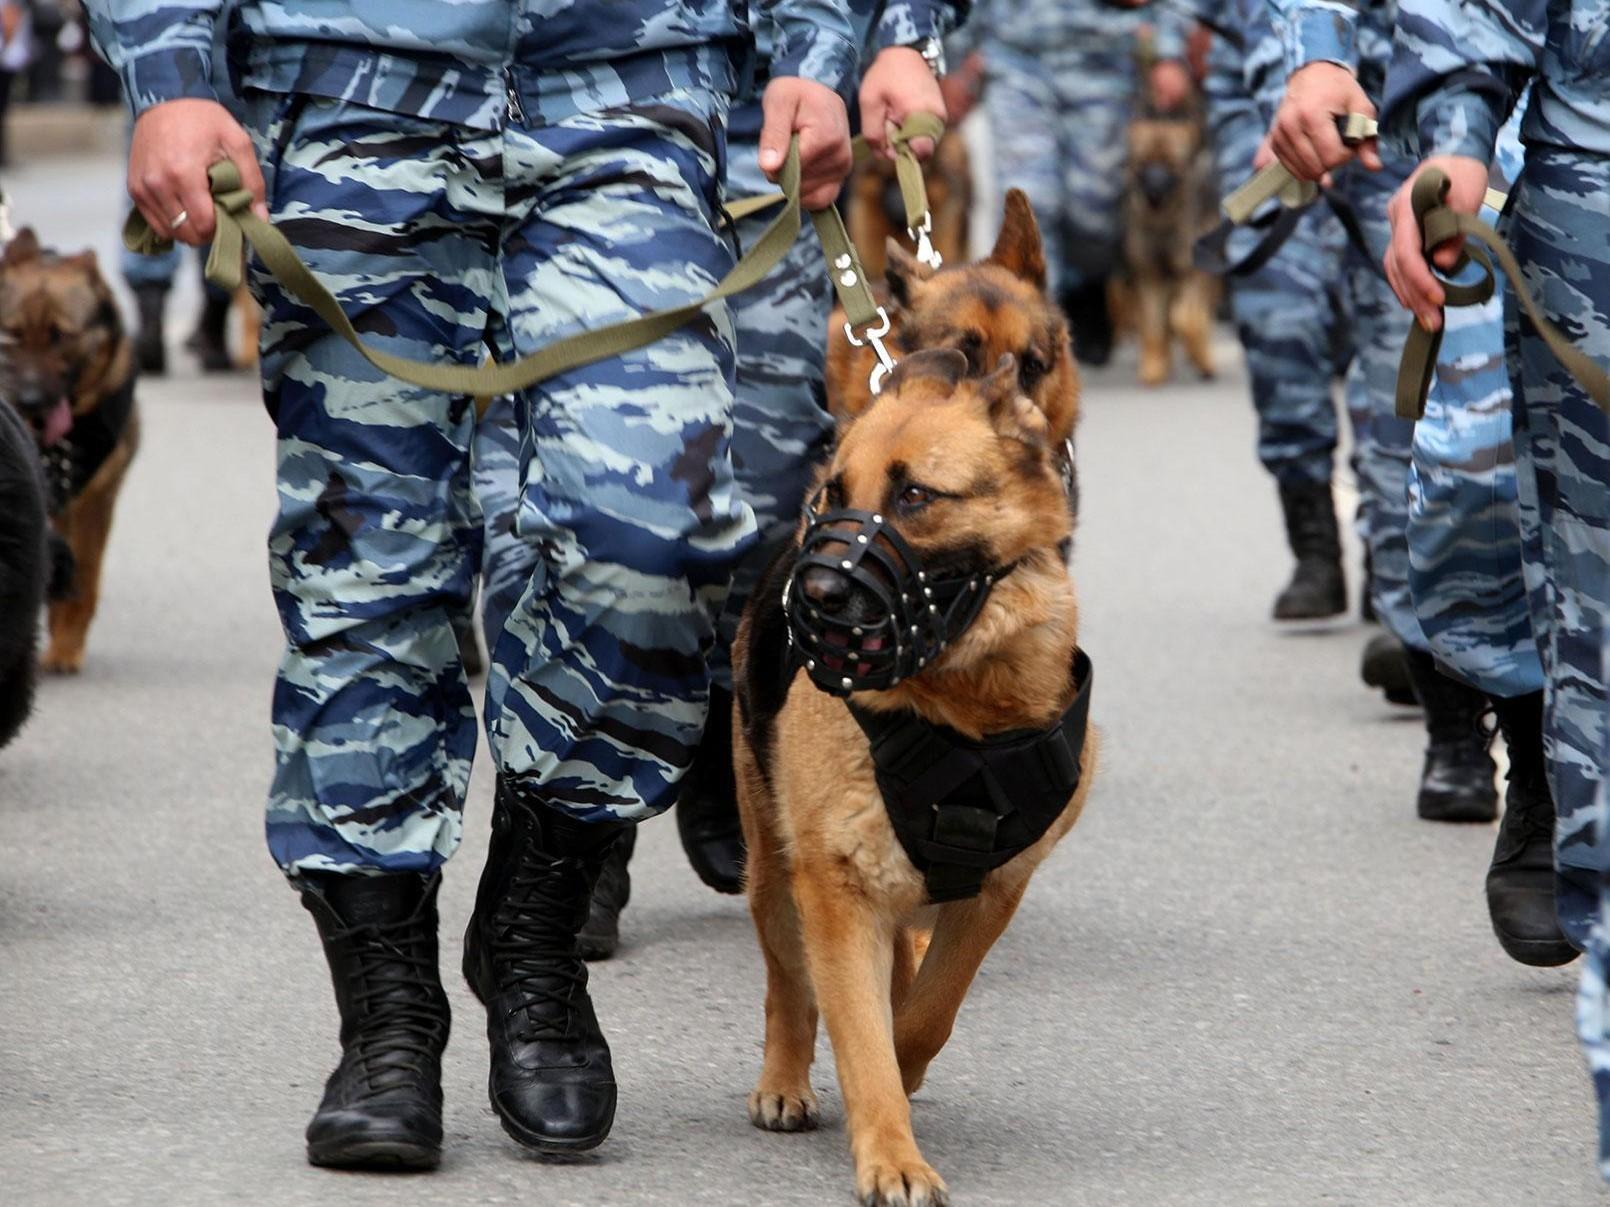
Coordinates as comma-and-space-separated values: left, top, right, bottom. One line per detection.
1221, 112, 1375, 224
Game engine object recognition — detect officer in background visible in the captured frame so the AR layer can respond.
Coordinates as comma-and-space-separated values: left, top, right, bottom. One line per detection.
473, 1, 967, 959
957, 0, 1193, 366
1378, 0, 1610, 1173
88, 0, 857, 1173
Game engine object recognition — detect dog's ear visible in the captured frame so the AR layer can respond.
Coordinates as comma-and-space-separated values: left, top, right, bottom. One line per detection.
886, 347, 968, 398
988, 191, 1046, 291
2, 227, 40, 268
884, 238, 933, 308
979, 354, 1050, 445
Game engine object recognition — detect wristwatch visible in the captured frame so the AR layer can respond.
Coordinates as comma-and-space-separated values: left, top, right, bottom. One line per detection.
905, 36, 947, 79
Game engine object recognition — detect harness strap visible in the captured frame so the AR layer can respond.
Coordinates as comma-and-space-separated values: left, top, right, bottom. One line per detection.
1394, 167, 1610, 421
122, 114, 946, 418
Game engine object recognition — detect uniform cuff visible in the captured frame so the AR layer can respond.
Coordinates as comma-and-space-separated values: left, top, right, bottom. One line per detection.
118, 47, 220, 117
1417, 89, 1504, 164
1280, 6, 1358, 75
874, 1, 958, 53
769, 26, 859, 94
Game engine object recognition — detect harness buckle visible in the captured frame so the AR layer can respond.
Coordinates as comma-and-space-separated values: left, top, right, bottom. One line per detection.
907, 212, 943, 271
844, 306, 897, 395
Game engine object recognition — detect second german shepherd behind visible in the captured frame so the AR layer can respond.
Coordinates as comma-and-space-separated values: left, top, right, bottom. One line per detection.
731, 338, 1096, 1204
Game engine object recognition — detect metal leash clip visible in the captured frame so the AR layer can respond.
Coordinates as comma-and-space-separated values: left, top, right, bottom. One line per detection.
845, 306, 897, 395
908, 212, 943, 271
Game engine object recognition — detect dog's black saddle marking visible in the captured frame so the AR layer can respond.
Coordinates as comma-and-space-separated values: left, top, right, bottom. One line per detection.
42, 373, 135, 515
847, 649, 1092, 904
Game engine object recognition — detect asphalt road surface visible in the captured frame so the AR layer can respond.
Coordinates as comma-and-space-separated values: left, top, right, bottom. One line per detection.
0, 151, 1600, 1207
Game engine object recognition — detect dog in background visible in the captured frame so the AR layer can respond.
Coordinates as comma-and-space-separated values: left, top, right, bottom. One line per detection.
0, 229, 141, 674
1117, 112, 1218, 386
847, 133, 973, 282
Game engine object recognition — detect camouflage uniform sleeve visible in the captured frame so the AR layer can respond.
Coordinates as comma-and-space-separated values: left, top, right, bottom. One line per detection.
759, 0, 859, 92
1388, 0, 1546, 163
1265, 0, 1364, 74
82, 0, 223, 116
873, 1, 969, 52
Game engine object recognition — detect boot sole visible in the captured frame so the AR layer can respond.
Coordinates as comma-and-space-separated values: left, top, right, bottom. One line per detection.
307, 1138, 440, 1171
1492, 927, 1581, 968
1418, 795, 1498, 823
1272, 601, 1347, 621
490, 1083, 615, 1155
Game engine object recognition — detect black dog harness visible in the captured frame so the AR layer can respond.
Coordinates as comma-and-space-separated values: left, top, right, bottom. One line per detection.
847, 649, 1093, 903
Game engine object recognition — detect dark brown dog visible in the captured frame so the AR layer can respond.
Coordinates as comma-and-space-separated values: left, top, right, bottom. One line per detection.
847, 133, 973, 283
0, 229, 140, 673
1119, 115, 1218, 386
731, 347, 1094, 1206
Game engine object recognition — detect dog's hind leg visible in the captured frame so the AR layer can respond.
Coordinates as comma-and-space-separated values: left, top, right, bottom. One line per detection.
893, 880, 1027, 1097
794, 870, 948, 1207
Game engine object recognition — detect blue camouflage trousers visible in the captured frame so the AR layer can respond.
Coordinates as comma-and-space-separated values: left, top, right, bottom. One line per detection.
478, 113, 835, 694
1494, 154, 1610, 1156
1203, 42, 1349, 487
248, 88, 752, 879
983, 43, 1135, 293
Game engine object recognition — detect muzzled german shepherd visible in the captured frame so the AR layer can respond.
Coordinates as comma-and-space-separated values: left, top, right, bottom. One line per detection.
0, 229, 140, 674
732, 295, 1096, 1200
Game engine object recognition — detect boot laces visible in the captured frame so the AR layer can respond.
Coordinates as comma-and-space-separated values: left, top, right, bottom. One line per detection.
492, 853, 590, 1043
341, 919, 446, 1095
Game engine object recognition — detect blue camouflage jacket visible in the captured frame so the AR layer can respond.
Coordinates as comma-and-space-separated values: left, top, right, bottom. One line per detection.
86, 0, 858, 129
1384, 1, 1609, 160
955, 0, 1189, 60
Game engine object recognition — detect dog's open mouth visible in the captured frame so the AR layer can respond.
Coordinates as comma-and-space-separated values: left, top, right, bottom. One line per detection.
820, 629, 886, 679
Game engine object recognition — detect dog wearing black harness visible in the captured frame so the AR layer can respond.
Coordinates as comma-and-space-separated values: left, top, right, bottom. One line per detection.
731, 346, 1095, 1207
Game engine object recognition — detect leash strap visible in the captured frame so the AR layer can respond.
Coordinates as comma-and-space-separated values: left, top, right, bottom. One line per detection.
1394, 167, 1610, 420
1221, 112, 1376, 225
123, 114, 945, 417
852, 111, 946, 267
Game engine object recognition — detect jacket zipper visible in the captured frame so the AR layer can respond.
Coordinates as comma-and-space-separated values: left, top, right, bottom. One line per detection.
504, 66, 526, 126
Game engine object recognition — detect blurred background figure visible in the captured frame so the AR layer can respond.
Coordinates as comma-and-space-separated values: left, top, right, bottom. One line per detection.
0, 0, 34, 168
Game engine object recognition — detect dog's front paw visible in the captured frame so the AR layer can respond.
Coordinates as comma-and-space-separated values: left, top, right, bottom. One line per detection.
747, 1085, 820, 1132
856, 1153, 949, 1207
39, 645, 82, 675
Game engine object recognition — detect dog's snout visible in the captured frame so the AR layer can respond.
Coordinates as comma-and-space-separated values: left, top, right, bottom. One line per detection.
801, 566, 852, 614
1138, 162, 1178, 207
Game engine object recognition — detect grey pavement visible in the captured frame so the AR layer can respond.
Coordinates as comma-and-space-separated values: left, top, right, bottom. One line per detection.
0, 150, 1601, 1207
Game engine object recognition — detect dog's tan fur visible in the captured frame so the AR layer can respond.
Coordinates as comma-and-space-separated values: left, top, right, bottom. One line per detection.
847, 134, 973, 283
733, 210, 1095, 1203
0, 230, 140, 674
1120, 115, 1218, 387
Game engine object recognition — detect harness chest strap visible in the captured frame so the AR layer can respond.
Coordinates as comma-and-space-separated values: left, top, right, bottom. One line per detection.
847, 649, 1093, 904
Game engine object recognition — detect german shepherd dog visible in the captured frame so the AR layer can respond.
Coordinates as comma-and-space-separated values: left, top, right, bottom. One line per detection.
847, 133, 973, 282
731, 200, 1095, 1205
1119, 113, 1218, 387
0, 230, 140, 674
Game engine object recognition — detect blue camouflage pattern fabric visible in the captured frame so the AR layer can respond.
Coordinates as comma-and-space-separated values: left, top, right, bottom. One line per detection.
1385, 0, 1610, 1175
1403, 119, 1543, 700
86, 0, 859, 126
1202, 0, 1352, 488
962, 0, 1189, 293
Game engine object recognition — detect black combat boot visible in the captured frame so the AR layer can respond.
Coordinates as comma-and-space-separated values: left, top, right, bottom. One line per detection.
1060, 280, 1114, 368
185, 290, 234, 372
1402, 649, 1498, 822
578, 825, 636, 961
1272, 481, 1347, 620
675, 683, 745, 895
132, 283, 168, 376
301, 872, 450, 1171
1360, 631, 1418, 707
463, 779, 630, 1152
1487, 692, 1578, 966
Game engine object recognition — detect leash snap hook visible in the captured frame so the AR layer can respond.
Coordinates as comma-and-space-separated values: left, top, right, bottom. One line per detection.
845, 306, 897, 395
907, 212, 943, 270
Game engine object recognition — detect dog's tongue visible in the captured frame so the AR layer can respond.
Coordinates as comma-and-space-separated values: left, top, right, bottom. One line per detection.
40, 398, 72, 447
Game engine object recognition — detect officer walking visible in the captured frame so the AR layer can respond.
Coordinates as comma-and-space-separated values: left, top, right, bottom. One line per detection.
1378, 0, 1610, 1174
88, 0, 857, 1172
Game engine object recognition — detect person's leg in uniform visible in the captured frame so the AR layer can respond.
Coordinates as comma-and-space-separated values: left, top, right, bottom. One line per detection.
1344, 156, 1498, 822
250, 94, 498, 1169
468, 86, 753, 1151
1203, 35, 1348, 621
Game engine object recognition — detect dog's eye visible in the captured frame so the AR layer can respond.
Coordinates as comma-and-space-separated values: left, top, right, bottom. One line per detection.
1019, 352, 1047, 392
898, 484, 935, 510
955, 331, 984, 373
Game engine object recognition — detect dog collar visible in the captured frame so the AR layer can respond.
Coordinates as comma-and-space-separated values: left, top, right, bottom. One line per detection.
847, 648, 1092, 904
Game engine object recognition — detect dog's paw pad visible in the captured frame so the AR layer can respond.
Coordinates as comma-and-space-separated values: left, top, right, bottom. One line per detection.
747, 1087, 819, 1132
39, 650, 82, 675
857, 1157, 948, 1207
